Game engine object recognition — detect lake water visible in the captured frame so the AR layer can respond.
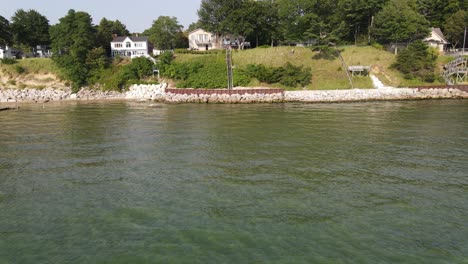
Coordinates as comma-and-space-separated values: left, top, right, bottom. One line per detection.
0, 100, 467, 263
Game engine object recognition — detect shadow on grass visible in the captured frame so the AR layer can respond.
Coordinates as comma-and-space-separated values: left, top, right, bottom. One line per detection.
312, 47, 343, 61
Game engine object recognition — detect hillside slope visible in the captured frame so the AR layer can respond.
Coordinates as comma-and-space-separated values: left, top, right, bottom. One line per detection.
0, 58, 67, 90
176, 46, 450, 90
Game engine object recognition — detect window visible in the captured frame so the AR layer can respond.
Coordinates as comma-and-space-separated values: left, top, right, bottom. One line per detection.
126, 42, 131, 48
114, 43, 122, 48
135, 43, 143, 48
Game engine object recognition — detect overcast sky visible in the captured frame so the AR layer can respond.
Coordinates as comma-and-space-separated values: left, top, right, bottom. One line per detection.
0, 0, 202, 32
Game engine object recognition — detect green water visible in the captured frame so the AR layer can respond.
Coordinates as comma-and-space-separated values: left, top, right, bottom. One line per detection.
0, 100, 467, 263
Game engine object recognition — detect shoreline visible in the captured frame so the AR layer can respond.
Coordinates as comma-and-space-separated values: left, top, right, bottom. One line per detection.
1, 84, 467, 105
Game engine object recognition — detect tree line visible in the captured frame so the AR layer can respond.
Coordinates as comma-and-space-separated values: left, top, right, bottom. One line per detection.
196, 0, 467, 48
0, 9, 188, 90
0, 0, 467, 89
0, 9, 187, 54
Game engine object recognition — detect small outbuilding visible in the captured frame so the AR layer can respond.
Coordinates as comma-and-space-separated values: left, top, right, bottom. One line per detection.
424, 27, 449, 53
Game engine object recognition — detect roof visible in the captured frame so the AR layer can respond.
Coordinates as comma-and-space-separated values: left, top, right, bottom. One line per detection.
188, 28, 212, 35
111, 36, 149, 43
426, 27, 449, 44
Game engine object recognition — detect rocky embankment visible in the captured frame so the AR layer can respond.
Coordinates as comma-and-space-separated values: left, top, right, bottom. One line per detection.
0, 87, 124, 103
284, 87, 468, 102
164, 90, 284, 103
1, 84, 467, 104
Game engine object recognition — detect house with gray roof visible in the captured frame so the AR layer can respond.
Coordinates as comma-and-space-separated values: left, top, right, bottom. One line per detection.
424, 28, 449, 53
110, 35, 152, 58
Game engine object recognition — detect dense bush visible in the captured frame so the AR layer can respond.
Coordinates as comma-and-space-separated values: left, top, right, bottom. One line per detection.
15, 65, 26, 74
156, 51, 175, 75
94, 57, 155, 91
174, 49, 225, 55
245, 63, 312, 88
166, 61, 204, 80
0, 58, 17, 65
175, 62, 250, 88
392, 40, 437, 82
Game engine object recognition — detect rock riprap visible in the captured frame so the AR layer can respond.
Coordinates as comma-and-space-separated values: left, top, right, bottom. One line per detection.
1, 84, 467, 104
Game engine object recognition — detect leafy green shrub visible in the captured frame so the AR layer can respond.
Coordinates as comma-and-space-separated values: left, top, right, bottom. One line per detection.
245, 63, 312, 88
1, 58, 17, 65
96, 57, 155, 91
166, 62, 204, 80
371, 43, 385, 50
174, 49, 225, 55
175, 61, 249, 88
311, 46, 339, 60
392, 40, 437, 82
15, 65, 26, 74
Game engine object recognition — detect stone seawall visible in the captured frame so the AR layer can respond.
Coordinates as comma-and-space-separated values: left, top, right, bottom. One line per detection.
284, 88, 468, 103
164, 87, 468, 103
164, 88, 284, 103
1, 84, 467, 104
0, 84, 167, 103
0, 88, 123, 103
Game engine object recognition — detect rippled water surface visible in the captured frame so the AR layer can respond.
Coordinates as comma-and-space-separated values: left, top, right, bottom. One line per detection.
0, 100, 467, 263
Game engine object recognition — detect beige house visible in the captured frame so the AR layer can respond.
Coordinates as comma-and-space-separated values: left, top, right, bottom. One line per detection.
188, 28, 251, 50
188, 29, 221, 51
424, 27, 449, 52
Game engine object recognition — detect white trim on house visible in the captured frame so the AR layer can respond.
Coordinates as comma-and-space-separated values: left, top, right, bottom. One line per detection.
111, 36, 151, 58
0, 46, 22, 59
188, 29, 220, 51
188, 28, 251, 50
424, 27, 449, 52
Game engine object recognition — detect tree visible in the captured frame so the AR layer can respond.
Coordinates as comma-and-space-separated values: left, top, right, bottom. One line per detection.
197, 0, 240, 37
0, 15, 12, 46
373, 0, 430, 49
338, 0, 388, 44
187, 22, 201, 33
392, 40, 437, 82
244, 0, 281, 47
417, 0, 463, 29
11, 9, 50, 50
50, 9, 97, 91
275, 0, 346, 45
96, 18, 130, 56
444, 10, 468, 49
143, 16, 186, 50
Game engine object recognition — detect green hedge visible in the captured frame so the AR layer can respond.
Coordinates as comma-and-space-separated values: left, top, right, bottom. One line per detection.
0, 58, 17, 65
175, 62, 250, 88
244, 63, 312, 88
174, 49, 226, 55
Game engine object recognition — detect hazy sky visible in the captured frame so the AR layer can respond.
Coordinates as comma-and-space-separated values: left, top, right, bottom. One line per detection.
0, 0, 202, 32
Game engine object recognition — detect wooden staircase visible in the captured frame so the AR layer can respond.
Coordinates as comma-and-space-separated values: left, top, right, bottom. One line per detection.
443, 56, 468, 85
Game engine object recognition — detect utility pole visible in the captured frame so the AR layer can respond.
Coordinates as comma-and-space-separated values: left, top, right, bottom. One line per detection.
464, 27, 467, 56
226, 47, 233, 90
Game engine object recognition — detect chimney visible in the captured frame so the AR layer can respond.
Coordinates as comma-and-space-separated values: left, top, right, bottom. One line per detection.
112, 34, 118, 39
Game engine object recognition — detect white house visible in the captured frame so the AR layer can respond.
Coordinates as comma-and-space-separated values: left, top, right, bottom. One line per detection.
0, 46, 22, 59
424, 28, 449, 52
110, 36, 152, 58
35, 45, 52, 58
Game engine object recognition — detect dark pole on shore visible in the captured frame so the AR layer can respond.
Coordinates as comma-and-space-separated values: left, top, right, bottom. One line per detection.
463, 27, 467, 56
